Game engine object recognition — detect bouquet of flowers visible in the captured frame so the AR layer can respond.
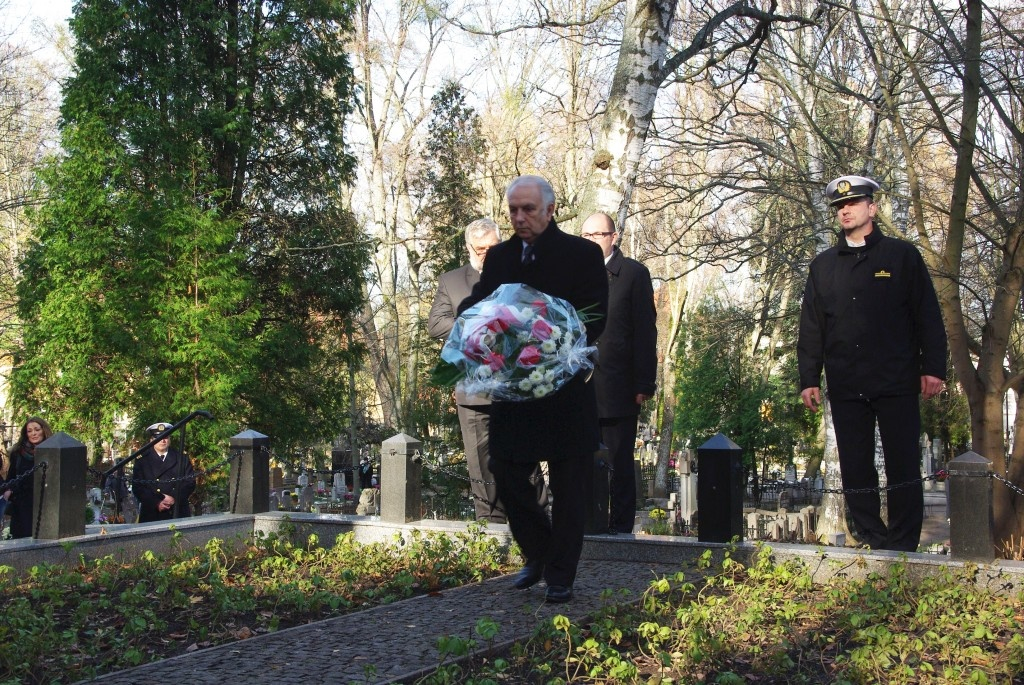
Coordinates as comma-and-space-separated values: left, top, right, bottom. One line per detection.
435, 282, 597, 401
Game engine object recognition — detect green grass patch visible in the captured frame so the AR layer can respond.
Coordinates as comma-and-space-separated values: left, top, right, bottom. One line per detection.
421, 547, 1024, 684
0, 522, 515, 684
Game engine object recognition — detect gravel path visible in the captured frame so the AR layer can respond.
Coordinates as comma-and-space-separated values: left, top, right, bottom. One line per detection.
82, 559, 692, 684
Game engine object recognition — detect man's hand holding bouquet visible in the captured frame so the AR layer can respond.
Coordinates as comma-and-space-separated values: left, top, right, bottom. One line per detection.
433, 283, 598, 401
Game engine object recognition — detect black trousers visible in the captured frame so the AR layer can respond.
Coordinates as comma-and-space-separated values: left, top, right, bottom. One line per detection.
458, 404, 547, 523
830, 394, 924, 552
489, 453, 586, 587
601, 415, 639, 533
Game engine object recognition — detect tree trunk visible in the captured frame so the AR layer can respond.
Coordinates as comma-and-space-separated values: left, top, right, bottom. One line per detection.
814, 397, 850, 543
577, 0, 677, 226
653, 387, 674, 498
350, 0, 440, 432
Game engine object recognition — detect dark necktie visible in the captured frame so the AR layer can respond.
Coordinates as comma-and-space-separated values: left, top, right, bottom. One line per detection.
522, 244, 535, 264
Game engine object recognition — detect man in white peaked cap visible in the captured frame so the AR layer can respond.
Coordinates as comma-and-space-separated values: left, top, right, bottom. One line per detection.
797, 174, 947, 551
132, 422, 196, 522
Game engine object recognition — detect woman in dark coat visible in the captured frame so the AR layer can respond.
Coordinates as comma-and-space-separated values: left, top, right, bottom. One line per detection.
2, 417, 54, 539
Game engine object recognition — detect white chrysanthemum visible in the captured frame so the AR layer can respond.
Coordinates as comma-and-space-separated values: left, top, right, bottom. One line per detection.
529, 369, 545, 383
549, 325, 562, 339
517, 331, 531, 343
518, 379, 533, 391
476, 365, 493, 379
533, 384, 551, 398
540, 339, 557, 354
544, 369, 557, 382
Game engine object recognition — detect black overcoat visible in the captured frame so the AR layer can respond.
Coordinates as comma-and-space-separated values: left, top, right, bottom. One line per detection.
6, 446, 38, 538
593, 248, 658, 418
458, 221, 608, 462
131, 447, 196, 522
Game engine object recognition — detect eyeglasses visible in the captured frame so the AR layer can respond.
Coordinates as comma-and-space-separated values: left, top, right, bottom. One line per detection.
469, 243, 498, 256
581, 231, 614, 239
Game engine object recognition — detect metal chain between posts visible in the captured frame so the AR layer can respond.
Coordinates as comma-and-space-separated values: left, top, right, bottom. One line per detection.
991, 472, 1024, 500
415, 454, 560, 513
417, 458, 501, 511
0, 461, 46, 494
229, 446, 269, 514
0, 462, 48, 537
112, 450, 242, 486
808, 472, 943, 497
231, 449, 244, 514
32, 462, 47, 538
749, 464, 1024, 501
373, 455, 1024, 508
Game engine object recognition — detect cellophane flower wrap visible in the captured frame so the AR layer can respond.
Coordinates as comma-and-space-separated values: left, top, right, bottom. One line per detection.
438, 283, 597, 401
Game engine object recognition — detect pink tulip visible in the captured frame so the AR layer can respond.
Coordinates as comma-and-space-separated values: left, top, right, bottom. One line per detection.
516, 345, 541, 368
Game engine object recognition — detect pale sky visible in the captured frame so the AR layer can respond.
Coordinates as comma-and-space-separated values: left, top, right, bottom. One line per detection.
3, 0, 73, 47
5, 0, 73, 26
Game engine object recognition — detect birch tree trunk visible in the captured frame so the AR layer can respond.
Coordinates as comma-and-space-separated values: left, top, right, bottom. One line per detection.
814, 398, 849, 543
577, 0, 677, 227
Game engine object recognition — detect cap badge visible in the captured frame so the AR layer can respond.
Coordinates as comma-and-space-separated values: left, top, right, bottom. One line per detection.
837, 180, 851, 194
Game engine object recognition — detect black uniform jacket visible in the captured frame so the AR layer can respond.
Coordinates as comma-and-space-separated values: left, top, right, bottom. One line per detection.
797, 225, 947, 401
428, 263, 489, 407
593, 247, 658, 418
458, 221, 608, 462
132, 447, 196, 522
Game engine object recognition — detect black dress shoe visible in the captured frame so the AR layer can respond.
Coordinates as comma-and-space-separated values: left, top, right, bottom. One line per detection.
545, 585, 573, 603
512, 561, 544, 590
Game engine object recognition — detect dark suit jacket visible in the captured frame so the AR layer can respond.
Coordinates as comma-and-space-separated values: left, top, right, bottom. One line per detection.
428, 263, 489, 406
594, 247, 658, 418
459, 221, 608, 462
132, 447, 196, 522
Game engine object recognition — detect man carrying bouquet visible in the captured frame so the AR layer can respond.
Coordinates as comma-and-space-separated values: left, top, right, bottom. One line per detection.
458, 175, 608, 603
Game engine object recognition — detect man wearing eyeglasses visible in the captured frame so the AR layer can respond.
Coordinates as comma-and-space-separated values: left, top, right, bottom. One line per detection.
580, 212, 658, 535
798, 175, 946, 552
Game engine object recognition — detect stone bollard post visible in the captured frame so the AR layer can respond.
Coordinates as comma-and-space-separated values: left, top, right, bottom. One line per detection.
228, 430, 270, 514
678, 451, 697, 528
584, 447, 612, 534
697, 432, 744, 543
948, 451, 995, 562
35, 432, 88, 540
380, 433, 422, 523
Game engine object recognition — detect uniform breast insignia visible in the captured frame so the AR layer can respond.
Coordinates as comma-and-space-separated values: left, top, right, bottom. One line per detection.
874, 270, 892, 278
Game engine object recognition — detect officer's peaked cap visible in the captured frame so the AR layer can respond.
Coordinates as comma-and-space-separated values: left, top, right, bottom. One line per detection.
825, 175, 881, 206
